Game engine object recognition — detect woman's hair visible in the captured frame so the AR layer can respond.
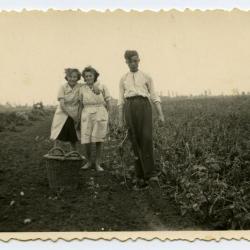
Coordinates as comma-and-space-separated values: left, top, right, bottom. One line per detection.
64, 68, 81, 81
81, 66, 100, 82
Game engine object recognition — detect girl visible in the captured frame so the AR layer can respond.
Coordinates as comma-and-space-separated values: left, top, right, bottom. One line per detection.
79, 66, 111, 171
50, 68, 81, 151
118, 50, 165, 190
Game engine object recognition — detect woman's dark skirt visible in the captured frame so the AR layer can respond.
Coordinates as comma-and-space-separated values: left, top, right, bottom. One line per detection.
56, 116, 78, 143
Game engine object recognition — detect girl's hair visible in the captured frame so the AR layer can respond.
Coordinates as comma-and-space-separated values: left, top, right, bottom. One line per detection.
64, 68, 81, 81
82, 66, 100, 82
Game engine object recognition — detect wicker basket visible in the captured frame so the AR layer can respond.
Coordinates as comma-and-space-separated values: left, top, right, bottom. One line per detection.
44, 147, 86, 190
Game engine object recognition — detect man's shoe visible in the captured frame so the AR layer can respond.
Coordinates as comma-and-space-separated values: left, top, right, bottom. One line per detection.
148, 176, 160, 189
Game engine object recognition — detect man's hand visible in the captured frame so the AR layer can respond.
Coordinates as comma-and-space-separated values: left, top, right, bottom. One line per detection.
158, 113, 165, 125
154, 102, 165, 126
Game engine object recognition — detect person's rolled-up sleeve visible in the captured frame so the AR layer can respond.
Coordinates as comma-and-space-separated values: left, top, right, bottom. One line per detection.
147, 76, 161, 103
57, 85, 65, 101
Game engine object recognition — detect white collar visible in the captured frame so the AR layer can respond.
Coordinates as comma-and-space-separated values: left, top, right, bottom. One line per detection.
129, 70, 140, 75
83, 80, 100, 86
65, 82, 79, 89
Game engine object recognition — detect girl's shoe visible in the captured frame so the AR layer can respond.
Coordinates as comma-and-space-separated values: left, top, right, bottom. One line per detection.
95, 164, 104, 172
81, 162, 92, 170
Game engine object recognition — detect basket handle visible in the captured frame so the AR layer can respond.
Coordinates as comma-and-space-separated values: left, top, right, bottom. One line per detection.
48, 147, 65, 156
65, 151, 82, 159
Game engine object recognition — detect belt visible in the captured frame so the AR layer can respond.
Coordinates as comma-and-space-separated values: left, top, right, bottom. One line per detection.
84, 103, 104, 107
125, 95, 148, 100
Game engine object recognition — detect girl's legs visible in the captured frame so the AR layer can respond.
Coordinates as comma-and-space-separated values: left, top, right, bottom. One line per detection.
85, 143, 92, 160
82, 143, 92, 169
95, 142, 104, 171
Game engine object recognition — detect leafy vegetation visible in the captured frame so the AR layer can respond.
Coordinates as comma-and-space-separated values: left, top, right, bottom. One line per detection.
0, 105, 52, 132
109, 96, 250, 229
1, 96, 249, 230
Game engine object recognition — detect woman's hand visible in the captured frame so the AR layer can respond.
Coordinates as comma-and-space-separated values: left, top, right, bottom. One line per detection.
93, 83, 101, 95
76, 101, 83, 128
75, 120, 81, 130
118, 119, 124, 129
118, 118, 127, 131
72, 113, 81, 130
118, 105, 126, 130
106, 101, 111, 113
69, 112, 79, 123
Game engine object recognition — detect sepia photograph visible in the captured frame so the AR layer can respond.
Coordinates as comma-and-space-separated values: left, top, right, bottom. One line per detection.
0, 9, 249, 240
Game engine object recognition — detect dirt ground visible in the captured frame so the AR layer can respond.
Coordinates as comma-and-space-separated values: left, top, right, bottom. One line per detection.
0, 115, 203, 231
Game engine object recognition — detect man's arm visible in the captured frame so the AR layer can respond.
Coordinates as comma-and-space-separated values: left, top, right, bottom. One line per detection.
154, 101, 165, 122
147, 76, 165, 122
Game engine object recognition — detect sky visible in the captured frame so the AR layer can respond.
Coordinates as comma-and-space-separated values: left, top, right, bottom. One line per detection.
1, 10, 250, 105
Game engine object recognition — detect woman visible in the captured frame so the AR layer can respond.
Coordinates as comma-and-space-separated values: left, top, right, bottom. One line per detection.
118, 50, 165, 190
79, 66, 111, 171
50, 68, 81, 151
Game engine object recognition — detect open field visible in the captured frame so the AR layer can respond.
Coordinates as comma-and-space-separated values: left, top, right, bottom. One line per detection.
0, 96, 249, 231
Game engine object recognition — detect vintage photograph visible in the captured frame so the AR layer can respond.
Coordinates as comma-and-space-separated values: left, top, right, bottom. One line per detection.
0, 10, 249, 238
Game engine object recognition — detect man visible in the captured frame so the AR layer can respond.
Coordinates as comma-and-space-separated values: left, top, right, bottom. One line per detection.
118, 50, 165, 190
